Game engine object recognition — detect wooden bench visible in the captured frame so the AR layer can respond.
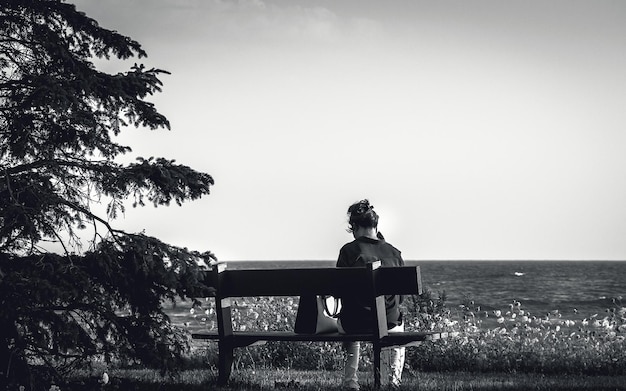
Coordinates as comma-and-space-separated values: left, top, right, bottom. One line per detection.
191, 261, 448, 388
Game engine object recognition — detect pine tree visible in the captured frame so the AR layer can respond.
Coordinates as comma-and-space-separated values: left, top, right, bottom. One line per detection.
0, 1, 215, 388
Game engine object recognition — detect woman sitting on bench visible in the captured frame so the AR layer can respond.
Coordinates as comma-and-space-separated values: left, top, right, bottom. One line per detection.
337, 199, 406, 390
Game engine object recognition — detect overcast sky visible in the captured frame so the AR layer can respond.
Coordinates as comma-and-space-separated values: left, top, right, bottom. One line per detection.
72, 0, 626, 261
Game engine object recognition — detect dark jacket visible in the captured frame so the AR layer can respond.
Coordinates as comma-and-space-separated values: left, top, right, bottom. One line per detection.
336, 236, 404, 333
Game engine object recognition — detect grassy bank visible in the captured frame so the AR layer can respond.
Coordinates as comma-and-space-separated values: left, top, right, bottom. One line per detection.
48, 294, 626, 391
69, 368, 626, 390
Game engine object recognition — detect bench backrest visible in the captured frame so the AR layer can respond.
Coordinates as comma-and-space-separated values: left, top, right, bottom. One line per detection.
204, 262, 422, 297
203, 261, 423, 339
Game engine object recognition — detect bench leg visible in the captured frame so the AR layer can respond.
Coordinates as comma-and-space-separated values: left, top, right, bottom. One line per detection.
217, 340, 234, 385
373, 343, 381, 389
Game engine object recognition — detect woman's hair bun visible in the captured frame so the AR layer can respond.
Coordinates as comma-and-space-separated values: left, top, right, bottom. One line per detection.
347, 199, 378, 231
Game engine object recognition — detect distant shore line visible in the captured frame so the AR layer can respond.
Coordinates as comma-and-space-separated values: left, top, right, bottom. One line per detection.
220, 259, 626, 263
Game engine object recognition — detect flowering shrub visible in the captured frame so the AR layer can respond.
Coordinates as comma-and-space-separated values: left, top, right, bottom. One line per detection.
184, 292, 626, 375
406, 296, 626, 375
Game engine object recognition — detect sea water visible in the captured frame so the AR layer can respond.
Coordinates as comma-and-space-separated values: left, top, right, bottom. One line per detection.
227, 260, 626, 322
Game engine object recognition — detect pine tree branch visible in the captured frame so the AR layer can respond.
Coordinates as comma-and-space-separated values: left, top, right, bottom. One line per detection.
1, 158, 111, 176
56, 197, 126, 240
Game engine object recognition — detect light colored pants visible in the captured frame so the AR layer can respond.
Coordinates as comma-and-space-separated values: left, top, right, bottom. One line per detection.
338, 320, 406, 389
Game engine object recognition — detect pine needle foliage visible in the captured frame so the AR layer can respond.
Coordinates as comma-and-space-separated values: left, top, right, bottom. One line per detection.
0, 1, 215, 389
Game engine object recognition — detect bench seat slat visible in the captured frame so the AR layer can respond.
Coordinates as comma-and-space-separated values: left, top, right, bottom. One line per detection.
192, 330, 447, 347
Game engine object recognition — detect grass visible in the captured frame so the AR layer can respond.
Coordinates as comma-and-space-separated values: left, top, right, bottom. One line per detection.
69, 368, 626, 391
